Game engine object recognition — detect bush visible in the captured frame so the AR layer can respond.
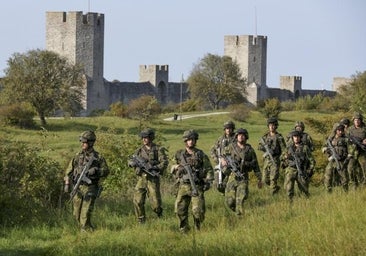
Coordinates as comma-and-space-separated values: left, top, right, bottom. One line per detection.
227, 103, 251, 122
127, 95, 161, 121
105, 101, 128, 118
0, 103, 36, 128
0, 139, 62, 226
259, 98, 282, 118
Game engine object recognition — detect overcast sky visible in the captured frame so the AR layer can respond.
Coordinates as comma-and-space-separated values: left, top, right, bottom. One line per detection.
1, 0, 365, 90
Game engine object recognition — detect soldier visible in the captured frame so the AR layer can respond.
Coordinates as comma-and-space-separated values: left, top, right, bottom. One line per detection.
322, 123, 349, 192
281, 130, 315, 202
340, 118, 351, 132
64, 130, 109, 232
210, 121, 236, 193
286, 121, 315, 152
222, 128, 262, 216
128, 128, 168, 223
171, 129, 214, 233
346, 112, 366, 189
258, 117, 286, 195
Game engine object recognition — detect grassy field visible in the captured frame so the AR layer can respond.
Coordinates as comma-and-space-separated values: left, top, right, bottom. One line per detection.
1, 110, 365, 256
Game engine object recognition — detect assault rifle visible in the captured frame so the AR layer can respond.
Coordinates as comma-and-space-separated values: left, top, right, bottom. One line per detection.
180, 155, 199, 197
326, 138, 341, 171
69, 155, 94, 201
288, 145, 308, 180
221, 155, 245, 180
260, 137, 276, 166
348, 135, 366, 152
128, 155, 160, 177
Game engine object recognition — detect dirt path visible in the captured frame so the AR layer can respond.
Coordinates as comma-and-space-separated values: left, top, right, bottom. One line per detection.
163, 112, 229, 121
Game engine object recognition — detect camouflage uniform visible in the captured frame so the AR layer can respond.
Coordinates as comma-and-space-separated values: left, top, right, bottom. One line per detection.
346, 112, 366, 188
322, 124, 349, 192
286, 121, 315, 152
258, 118, 286, 195
224, 128, 262, 216
131, 129, 168, 223
210, 121, 236, 193
281, 131, 315, 202
172, 130, 214, 232
65, 131, 109, 231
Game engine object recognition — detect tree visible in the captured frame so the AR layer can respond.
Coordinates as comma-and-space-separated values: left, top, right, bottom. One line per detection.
1, 49, 85, 126
127, 95, 161, 127
187, 54, 247, 110
337, 71, 366, 112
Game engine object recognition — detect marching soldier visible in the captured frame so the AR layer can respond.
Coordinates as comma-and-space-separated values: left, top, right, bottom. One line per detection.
171, 130, 214, 233
64, 130, 109, 232
258, 117, 286, 195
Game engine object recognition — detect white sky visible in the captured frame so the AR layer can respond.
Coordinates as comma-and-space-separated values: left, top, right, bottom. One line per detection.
1, 0, 365, 90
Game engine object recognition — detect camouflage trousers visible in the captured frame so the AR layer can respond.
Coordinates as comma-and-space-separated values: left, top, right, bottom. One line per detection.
324, 161, 349, 192
262, 157, 281, 194
347, 152, 366, 189
175, 183, 205, 231
225, 176, 249, 216
73, 184, 98, 229
133, 175, 162, 222
284, 167, 310, 201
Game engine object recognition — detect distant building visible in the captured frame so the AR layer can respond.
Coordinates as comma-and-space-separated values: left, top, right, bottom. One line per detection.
45, 11, 337, 115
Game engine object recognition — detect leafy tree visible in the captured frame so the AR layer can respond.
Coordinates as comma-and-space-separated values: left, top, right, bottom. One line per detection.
260, 98, 282, 118
337, 71, 366, 112
1, 49, 85, 126
187, 54, 247, 110
127, 95, 161, 127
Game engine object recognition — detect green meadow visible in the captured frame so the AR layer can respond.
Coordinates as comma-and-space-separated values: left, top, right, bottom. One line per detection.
1, 111, 365, 256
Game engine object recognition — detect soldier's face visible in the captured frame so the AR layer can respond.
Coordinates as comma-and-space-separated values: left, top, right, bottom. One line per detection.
185, 139, 196, 148
292, 135, 301, 144
142, 137, 152, 146
269, 123, 276, 132
354, 118, 361, 127
237, 134, 247, 144
225, 128, 233, 136
81, 141, 89, 150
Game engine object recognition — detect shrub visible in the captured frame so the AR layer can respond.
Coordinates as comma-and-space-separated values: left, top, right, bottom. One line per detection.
228, 103, 251, 122
260, 98, 282, 118
0, 103, 36, 128
0, 139, 62, 226
127, 95, 161, 121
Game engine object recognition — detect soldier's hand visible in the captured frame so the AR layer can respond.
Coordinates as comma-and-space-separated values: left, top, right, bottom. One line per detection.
64, 183, 70, 193
176, 165, 186, 177
88, 167, 99, 175
135, 167, 143, 176
321, 147, 327, 154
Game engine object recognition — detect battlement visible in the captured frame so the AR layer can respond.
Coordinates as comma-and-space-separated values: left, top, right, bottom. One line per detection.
140, 65, 169, 72
46, 11, 104, 26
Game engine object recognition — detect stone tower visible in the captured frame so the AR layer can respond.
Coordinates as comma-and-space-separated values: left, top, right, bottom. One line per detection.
224, 35, 267, 105
280, 76, 302, 99
139, 65, 169, 104
45, 11, 106, 113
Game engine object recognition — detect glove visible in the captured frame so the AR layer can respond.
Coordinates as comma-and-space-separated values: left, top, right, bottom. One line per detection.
328, 156, 334, 162
135, 167, 143, 176
87, 167, 99, 175
347, 154, 353, 160
64, 183, 70, 193
203, 181, 211, 191
128, 159, 137, 168
321, 147, 327, 154
176, 165, 186, 178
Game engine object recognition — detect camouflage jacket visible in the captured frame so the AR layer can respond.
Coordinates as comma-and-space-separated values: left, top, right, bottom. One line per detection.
210, 133, 236, 164
134, 143, 168, 175
65, 148, 109, 186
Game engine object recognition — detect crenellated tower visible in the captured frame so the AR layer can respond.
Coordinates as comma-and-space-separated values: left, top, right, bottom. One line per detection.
139, 65, 169, 104
46, 11, 106, 113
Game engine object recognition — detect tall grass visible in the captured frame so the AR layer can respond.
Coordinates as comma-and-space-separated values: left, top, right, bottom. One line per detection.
1, 110, 364, 255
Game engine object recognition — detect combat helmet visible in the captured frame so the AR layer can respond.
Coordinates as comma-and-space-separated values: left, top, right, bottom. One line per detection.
140, 128, 155, 140
235, 128, 249, 139
223, 121, 235, 130
290, 130, 301, 138
294, 121, 305, 131
340, 118, 350, 127
267, 117, 278, 127
352, 112, 363, 121
182, 129, 199, 142
79, 130, 96, 143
